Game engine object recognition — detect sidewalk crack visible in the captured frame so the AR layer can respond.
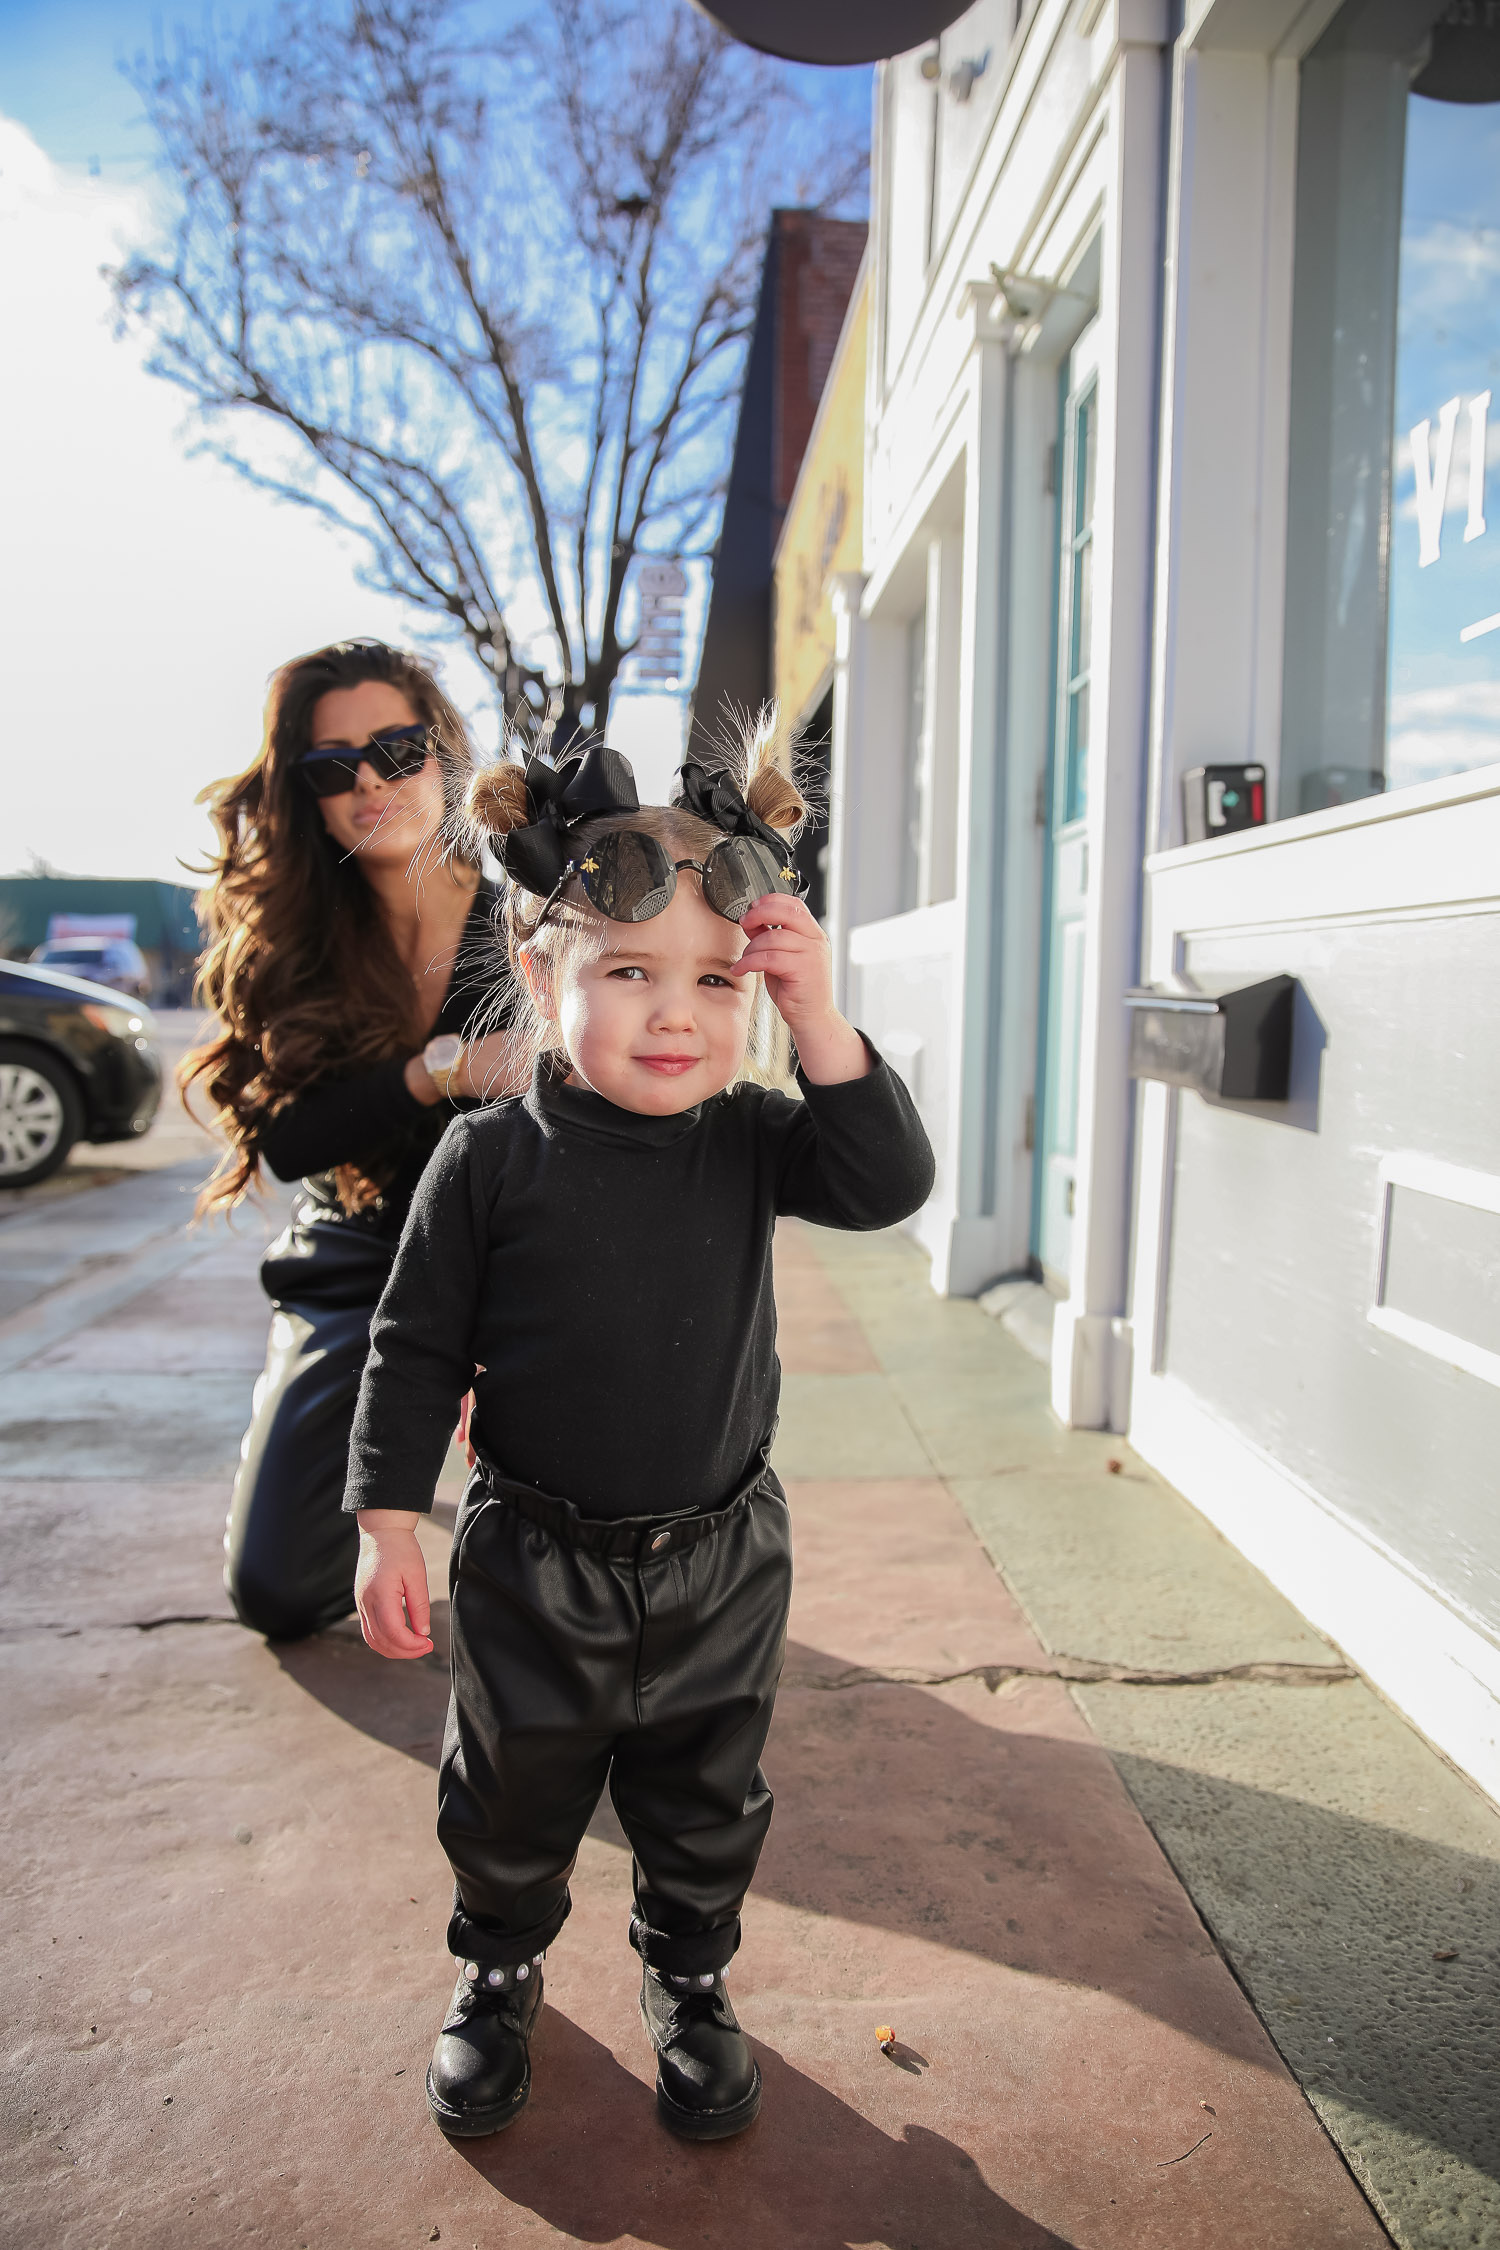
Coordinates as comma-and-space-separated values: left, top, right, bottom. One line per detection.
0, 1613, 238, 1639
786, 1656, 1356, 1691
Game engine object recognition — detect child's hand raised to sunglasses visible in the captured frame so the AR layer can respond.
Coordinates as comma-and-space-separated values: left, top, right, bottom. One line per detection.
731, 893, 871, 1085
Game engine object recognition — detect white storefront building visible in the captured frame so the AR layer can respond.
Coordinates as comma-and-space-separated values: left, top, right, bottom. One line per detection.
830, 0, 1500, 1796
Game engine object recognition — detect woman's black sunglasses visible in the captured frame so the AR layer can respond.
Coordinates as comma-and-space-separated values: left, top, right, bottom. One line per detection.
299, 724, 433, 799
541, 828, 801, 928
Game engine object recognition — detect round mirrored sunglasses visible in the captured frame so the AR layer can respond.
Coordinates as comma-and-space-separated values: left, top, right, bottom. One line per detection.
540, 829, 800, 928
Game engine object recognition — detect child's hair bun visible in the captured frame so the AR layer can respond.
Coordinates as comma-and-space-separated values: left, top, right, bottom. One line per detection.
745, 760, 807, 837
466, 758, 531, 842
739, 705, 809, 838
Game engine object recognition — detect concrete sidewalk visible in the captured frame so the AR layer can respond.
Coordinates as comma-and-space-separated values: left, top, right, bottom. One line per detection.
1, 1169, 1490, 2246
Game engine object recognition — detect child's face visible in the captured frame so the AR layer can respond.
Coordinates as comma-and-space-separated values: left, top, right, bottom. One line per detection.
538, 877, 756, 1114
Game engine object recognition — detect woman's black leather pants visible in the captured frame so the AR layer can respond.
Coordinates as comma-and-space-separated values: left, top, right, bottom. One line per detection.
224, 1211, 394, 1641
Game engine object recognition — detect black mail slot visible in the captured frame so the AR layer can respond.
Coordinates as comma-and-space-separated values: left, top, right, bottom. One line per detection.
1125, 975, 1296, 1101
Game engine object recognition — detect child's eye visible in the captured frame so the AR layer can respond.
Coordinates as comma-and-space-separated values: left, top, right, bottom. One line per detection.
608, 965, 647, 981
699, 974, 734, 988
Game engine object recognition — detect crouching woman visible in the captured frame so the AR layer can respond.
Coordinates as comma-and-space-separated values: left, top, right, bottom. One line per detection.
184, 637, 523, 1641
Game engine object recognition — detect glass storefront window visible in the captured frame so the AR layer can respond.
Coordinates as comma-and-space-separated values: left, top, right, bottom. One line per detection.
1280, 0, 1500, 818
1388, 82, 1500, 790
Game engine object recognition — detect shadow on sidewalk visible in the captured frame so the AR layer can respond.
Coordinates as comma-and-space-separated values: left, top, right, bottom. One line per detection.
277, 1611, 452, 1763
451, 2010, 1072, 2249
273, 1625, 1500, 2191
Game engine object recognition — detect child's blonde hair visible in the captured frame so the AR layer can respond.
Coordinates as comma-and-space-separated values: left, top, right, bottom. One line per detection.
465, 706, 811, 1085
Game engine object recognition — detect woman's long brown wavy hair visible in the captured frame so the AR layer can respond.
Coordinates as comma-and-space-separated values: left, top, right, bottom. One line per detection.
183, 639, 480, 1217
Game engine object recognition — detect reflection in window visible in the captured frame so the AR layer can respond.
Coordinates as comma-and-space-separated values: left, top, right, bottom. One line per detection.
1281, 0, 1500, 816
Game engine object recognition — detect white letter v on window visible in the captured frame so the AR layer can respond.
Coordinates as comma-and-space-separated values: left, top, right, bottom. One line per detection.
1411, 397, 1461, 567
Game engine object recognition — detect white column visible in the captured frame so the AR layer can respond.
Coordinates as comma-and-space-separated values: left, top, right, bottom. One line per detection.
937, 299, 1012, 1296
1051, 29, 1168, 1428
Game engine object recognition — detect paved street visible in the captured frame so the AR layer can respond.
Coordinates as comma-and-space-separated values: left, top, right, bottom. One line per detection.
2, 1055, 1496, 2248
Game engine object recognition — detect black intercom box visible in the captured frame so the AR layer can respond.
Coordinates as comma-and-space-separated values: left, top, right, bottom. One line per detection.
1182, 764, 1267, 843
1125, 975, 1296, 1101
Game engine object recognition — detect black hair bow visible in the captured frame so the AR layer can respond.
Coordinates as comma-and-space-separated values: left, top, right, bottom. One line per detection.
500, 742, 639, 895
675, 760, 790, 862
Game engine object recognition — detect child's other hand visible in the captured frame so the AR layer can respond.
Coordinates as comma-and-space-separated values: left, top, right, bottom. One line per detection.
731, 893, 871, 1085
354, 1511, 434, 1659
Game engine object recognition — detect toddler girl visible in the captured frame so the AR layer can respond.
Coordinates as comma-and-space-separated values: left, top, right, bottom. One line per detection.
346, 717, 934, 2142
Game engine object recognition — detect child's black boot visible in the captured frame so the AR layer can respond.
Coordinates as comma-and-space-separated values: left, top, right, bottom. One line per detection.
426, 1956, 543, 2137
639, 1964, 762, 2141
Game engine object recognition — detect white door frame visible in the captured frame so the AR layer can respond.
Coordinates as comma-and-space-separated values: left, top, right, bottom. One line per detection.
1034, 316, 1103, 1288
1042, 34, 1168, 1426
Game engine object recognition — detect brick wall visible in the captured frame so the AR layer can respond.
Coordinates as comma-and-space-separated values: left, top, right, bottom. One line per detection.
771, 212, 868, 517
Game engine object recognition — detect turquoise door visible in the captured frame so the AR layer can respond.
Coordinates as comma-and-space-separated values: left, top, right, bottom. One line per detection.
1033, 323, 1099, 1286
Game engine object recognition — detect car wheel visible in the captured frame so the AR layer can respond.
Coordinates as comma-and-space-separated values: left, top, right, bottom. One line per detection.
0, 1042, 84, 1188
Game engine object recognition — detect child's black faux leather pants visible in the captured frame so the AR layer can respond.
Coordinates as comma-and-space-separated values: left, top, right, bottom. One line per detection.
439, 1459, 792, 1983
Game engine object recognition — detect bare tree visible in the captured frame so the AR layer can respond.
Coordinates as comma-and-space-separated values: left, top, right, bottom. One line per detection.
111, 0, 866, 728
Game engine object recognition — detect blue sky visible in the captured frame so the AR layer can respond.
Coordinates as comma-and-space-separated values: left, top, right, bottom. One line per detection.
3, 0, 166, 174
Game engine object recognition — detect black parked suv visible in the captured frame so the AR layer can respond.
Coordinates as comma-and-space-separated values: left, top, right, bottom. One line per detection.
0, 960, 162, 1188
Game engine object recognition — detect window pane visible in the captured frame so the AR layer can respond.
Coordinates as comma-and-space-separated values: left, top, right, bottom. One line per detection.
1386, 93, 1500, 791
1072, 536, 1093, 688
1065, 680, 1090, 827
1061, 380, 1097, 830
1280, 0, 1500, 817
1075, 389, 1096, 538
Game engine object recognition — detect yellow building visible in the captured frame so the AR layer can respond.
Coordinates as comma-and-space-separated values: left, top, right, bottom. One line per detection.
771, 266, 868, 743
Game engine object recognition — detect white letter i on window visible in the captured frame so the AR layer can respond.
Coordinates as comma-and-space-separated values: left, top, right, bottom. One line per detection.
1466, 391, 1490, 544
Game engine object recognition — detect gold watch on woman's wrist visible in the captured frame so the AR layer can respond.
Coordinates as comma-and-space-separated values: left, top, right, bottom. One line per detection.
422, 1034, 466, 1098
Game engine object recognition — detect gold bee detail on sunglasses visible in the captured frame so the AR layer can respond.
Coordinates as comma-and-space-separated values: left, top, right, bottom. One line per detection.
581, 856, 600, 874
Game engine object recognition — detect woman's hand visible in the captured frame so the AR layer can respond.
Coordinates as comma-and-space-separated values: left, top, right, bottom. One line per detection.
354, 1510, 434, 1659
730, 893, 871, 1085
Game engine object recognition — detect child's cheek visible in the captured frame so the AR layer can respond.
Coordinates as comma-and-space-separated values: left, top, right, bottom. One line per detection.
723, 983, 755, 1064
557, 982, 598, 1068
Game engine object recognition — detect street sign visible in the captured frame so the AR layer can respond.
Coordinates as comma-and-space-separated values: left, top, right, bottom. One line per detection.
688, 0, 972, 64
631, 561, 689, 686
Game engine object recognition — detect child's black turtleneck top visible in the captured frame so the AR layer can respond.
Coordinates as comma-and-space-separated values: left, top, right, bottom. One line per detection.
343, 1045, 935, 1522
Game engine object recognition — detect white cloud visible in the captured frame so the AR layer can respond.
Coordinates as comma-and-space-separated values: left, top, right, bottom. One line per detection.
1389, 679, 1500, 727
1388, 677, 1500, 789
1398, 219, 1500, 315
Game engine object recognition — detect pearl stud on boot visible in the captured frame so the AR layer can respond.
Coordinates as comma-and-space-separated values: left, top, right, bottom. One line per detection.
639, 1964, 761, 2141
426, 1956, 544, 2138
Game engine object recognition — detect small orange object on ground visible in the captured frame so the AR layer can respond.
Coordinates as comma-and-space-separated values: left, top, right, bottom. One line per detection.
876, 2024, 896, 2053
